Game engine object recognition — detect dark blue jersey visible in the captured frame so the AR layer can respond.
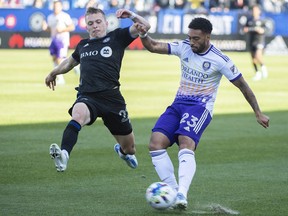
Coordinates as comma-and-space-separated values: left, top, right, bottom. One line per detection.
72, 27, 136, 93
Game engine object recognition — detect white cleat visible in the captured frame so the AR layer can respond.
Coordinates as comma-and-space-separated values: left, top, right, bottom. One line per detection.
49, 143, 69, 172
56, 75, 65, 85
114, 143, 138, 169
172, 193, 188, 210
252, 71, 262, 81
261, 66, 268, 79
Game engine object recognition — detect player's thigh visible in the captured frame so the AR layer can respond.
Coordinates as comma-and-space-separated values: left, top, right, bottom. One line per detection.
71, 102, 91, 126
152, 106, 180, 146
176, 105, 212, 146
102, 107, 133, 136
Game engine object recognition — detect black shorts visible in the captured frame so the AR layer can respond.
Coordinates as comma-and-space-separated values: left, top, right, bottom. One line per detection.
69, 88, 132, 135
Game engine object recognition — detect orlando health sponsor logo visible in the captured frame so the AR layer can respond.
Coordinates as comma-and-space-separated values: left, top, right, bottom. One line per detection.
181, 65, 208, 84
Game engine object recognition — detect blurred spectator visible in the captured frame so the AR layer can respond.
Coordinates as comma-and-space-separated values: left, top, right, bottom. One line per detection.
22, 0, 34, 7
9, 0, 22, 7
0, 0, 23, 8
123, 0, 134, 10
134, 0, 154, 15
174, 0, 188, 9
109, 0, 120, 9
186, 0, 207, 13
85, 0, 98, 8
209, 0, 230, 12
155, 0, 170, 9
230, 0, 249, 10
0, 0, 8, 7
262, 0, 283, 13
33, 0, 46, 8
187, 0, 204, 10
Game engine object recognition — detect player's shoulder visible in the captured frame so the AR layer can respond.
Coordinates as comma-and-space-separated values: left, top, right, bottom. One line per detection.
169, 38, 190, 47
110, 27, 130, 35
169, 39, 190, 52
77, 38, 90, 47
208, 45, 231, 63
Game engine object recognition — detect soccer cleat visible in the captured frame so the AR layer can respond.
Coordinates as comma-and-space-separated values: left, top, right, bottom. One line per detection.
56, 75, 65, 85
252, 71, 262, 81
49, 143, 69, 172
114, 143, 138, 169
173, 193, 188, 210
261, 66, 268, 79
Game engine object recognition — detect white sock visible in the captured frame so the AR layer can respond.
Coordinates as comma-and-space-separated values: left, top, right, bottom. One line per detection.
178, 149, 196, 198
150, 149, 178, 192
61, 149, 69, 159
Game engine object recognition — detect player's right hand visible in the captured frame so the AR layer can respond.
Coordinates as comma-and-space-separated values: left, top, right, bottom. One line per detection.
134, 23, 148, 35
45, 74, 56, 91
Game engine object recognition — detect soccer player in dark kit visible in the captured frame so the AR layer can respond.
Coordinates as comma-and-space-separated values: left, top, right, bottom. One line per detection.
45, 7, 150, 172
243, 4, 268, 81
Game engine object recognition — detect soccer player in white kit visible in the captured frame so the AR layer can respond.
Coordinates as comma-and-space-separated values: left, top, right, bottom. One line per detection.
135, 17, 270, 210
43, 0, 75, 84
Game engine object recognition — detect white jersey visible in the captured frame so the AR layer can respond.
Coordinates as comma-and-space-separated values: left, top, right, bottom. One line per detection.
47, 11, 73, 46
169, 39, 242, 116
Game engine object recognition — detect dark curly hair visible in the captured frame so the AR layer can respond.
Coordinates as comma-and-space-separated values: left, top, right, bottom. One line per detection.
188, 17, 213, 34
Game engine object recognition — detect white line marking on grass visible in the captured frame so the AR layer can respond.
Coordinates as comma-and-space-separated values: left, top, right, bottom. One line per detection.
190, 203, 240, 215
207, 204, 240, 215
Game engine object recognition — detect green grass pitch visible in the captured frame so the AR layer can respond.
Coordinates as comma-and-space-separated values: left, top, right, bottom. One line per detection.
0, 49, 287, 215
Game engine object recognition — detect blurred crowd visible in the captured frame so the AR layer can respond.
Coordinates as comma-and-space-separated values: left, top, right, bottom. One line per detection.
1, 0, 288, 13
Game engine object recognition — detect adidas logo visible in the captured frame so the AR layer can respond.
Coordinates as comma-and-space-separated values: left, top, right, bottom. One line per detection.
83, 43, 89, 47
265, 36, 288, 55
183, 57, 189, 62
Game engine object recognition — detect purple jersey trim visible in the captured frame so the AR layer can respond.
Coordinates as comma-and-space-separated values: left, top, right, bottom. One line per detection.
230, 73, 242, 82
168, 43, 171, 54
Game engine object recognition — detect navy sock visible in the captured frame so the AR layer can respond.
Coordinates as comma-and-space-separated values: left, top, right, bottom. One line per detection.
119, 146, 126, 155
253, 63, 258, 72
61, 120, 81, 155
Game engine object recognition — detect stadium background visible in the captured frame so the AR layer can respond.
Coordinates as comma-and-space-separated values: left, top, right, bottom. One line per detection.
0, 0, 288, 53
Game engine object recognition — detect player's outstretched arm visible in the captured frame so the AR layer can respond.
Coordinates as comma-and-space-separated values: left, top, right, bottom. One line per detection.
133, 23, 169, 54
232, 76, 269, 128
116, 9, 151, 37
45, 56, 78, 91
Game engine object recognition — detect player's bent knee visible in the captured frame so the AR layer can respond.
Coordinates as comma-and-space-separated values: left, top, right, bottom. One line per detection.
148, 142, 164, 151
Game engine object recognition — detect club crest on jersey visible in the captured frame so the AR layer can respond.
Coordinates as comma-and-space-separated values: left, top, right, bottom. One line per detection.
230, 65, 238, 74
103, 37, 110, 43
202, 61, 211, 71
100, 46, 112, 58
170, 42, 179, 46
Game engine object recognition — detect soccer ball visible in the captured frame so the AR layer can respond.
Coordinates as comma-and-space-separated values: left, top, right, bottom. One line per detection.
145, 182, 176, 210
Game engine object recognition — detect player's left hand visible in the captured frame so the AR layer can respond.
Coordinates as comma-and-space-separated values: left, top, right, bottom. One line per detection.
115, 9, 132, 19
256, 113, 270, 128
